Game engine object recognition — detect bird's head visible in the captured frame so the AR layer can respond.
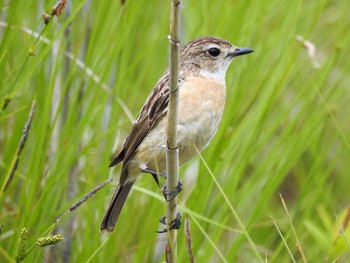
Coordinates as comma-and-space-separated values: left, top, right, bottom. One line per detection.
180, 36, 253, 82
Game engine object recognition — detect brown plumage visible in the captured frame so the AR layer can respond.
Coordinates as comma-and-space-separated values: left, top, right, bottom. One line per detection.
100, 36, 253, 232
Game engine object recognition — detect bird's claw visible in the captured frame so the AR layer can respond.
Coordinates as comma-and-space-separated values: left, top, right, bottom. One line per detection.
162, 181, 183, 202
156, 212, 182, 233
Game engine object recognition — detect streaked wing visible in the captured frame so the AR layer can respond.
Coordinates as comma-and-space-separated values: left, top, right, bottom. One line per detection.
109, 72, 171, 181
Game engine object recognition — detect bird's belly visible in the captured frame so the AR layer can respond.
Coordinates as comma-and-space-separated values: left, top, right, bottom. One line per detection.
134, 115, 221, 173
176, 109, 221, 162
133, 76, 225, 173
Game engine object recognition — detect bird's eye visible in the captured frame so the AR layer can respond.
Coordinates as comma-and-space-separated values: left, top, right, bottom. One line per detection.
207, 48, 221, 57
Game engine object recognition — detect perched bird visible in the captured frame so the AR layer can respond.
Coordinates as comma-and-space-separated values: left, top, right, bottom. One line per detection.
101, 36, 253, 232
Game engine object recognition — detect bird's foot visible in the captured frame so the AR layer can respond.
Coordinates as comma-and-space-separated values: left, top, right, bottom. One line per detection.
157, 212, 182, 233
162, 181, 183, 202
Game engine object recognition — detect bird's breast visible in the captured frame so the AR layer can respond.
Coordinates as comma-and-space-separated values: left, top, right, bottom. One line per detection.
133, 75, 226, 174
176, 75, 226, 157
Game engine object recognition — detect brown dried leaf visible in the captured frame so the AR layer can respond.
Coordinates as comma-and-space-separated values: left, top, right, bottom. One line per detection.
51, 0, 67, 17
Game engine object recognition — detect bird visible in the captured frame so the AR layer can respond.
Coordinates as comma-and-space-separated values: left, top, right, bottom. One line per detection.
100, 36, 253, 232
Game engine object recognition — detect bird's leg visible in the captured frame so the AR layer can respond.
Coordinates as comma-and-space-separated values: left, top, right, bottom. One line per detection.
140, 167, 182, 201
162, 181, 183, 202
140, 168, 167, 188
141, 167, 182, 232
156, 212, 182, 233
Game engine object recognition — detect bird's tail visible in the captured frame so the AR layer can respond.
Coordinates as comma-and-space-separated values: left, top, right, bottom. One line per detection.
100, 181, 134, 232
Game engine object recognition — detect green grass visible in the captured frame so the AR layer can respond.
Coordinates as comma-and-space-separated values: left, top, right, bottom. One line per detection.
1, 0, 350, 262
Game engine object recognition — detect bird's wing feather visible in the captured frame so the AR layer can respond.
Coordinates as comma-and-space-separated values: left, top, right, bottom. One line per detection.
109, 72, 173, 183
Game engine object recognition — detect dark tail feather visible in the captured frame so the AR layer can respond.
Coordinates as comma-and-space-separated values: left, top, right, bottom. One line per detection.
100, 181, 134, 232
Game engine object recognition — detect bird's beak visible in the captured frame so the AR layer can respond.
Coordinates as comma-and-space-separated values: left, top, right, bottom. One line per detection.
229, 47, 254, 57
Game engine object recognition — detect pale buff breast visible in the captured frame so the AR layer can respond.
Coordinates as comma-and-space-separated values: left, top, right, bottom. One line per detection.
130, 75, 226, 176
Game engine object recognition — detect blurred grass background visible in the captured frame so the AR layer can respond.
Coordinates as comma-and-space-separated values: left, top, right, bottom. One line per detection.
1, 0, 350, 262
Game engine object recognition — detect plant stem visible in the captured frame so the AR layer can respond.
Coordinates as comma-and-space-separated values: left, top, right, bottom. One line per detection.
166, 0, 181, 262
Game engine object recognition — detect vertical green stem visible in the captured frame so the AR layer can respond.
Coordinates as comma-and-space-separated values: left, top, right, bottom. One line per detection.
166, 0, 181, 262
